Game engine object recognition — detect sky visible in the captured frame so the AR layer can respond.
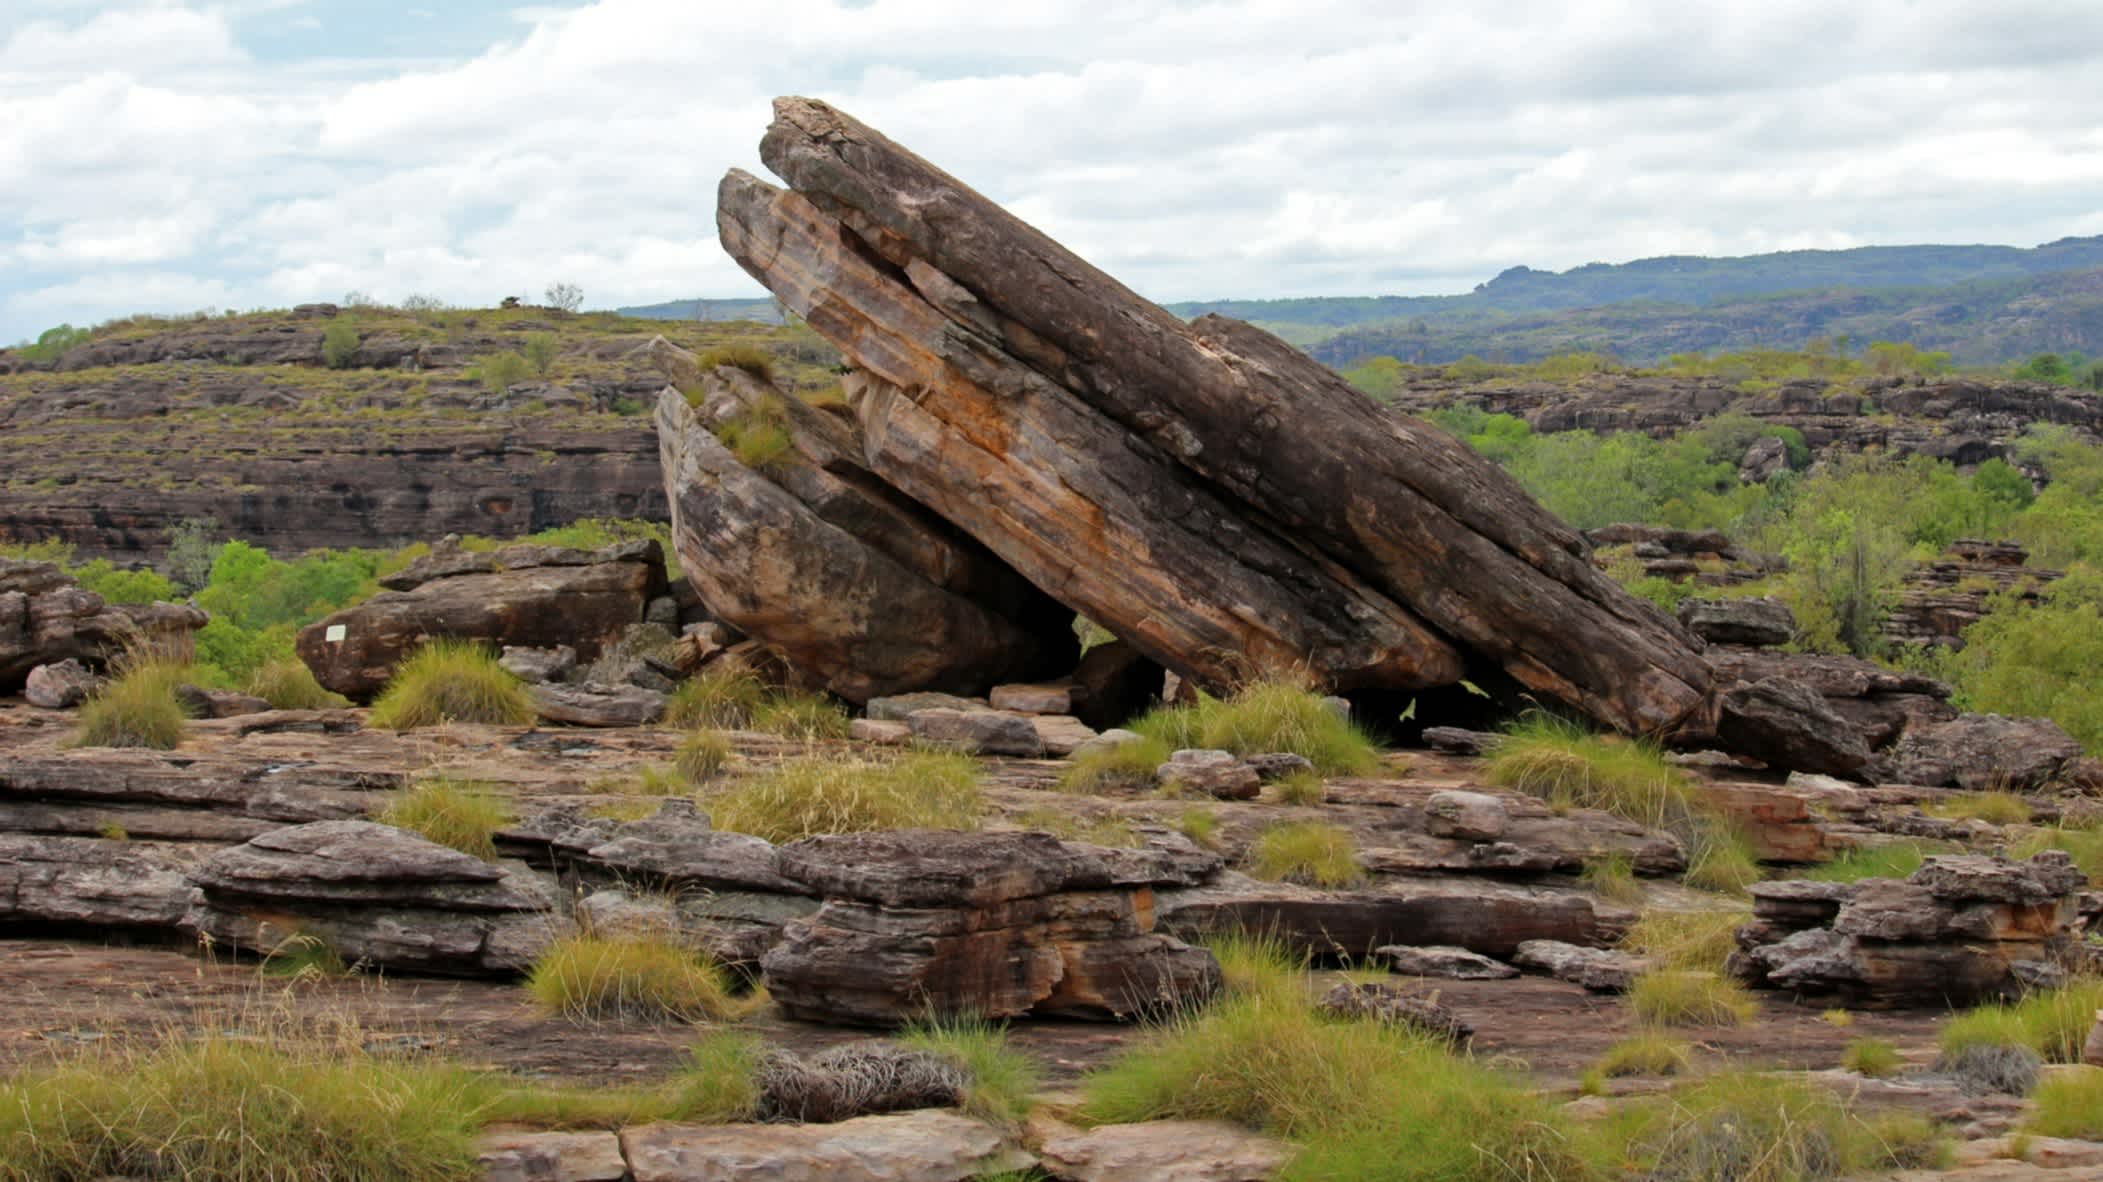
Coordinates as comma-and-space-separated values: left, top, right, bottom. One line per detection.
5, 1, 2103, 345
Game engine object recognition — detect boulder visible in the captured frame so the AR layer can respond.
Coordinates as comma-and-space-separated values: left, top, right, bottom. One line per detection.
529, 682, 667, 727
1888, 714, 2085, 791
865, 692, 984, 721
1677, 597, 1795, 647
295, 541, 664, 698
1512, 940, 1649, 992
1423, 790, 1510, 842
989, 683, 1071, 715
0, 834, 202, 928
1713, 676, 1872, 780
1031, 715, 1099, 757
762, 830, 1222, 1024
1155, 750, 1262, 800
905, 707, 1045, 757
718, 96, 1713, 732
499, 645, 577, 684
1032, 1117, 1288, 1182
619, 1110, 1031, 1182
1374, 944, 1518, 980
655, 349, 1074, 703
1, 558, 205, 692
1316, 981, 1474, 1044
173, 684, 272, 719
479, 1132, 628, 1182
1705, 647, 1956, 752
23, 658, 101, 708
180, 820, 559, 976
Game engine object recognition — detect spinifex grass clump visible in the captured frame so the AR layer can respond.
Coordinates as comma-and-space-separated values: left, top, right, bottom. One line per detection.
0, 1033, 489, 1181
1248, 820, 1366, 888
1628, 971, 1757, 1028
898, 1014, 1042, 1125
1619, 909, 1749, 974
1804, 840, 1945, 883
373, 776, 513, 861
1132, 678, 1381, 775
1486, 713, 1760, 894
1927, 790, 2031, 826
707, 749, 981, 843
1080, 992, 1592, 1182
663, 664, 768, 729
673, 728, 732, 784
747, 691, 852, 741
1842, 1037, 1904, 1078
1937, 978, 2103, 1064
367, 641, 533, 729
1610, 1070, 1948, 1180
711, 393, 794, 472
525, 934, 740, 1024
246, 658, 350, 710
73, 653, 196, 750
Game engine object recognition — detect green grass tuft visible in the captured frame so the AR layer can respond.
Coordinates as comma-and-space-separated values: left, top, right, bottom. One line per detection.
373, 776, 513, 860
711, 393, 794, 472
1177, 805, 1222, 850
673, 728, 731, 784
898, 1014, 1042, 1125
1127, 679, 1380, 776
1805, 840, 1946, 882
1619, 909, 1748, 974
1842, 1037, 1904, 1078
2011, 824, 2103, 885
1580, 851, 1644, 903
1060, 734, 1172, 794
246, 658, 351, 710
1248, 820, 1365, 888
1927, 790, 2032, 826
1937, 979, 2103, 1063
1200, 930, 1309, 1006
707, 750, 981, 843
2029, 1067, 2103, 1139
663, 665, 768, 729
1628, 971, 1757, 1028
1597, 1031, 1692, 1077
524, 934, 739, 1024
73, 658, 191, 750
747, 691, 851, 741
1612, 1070, 1948, 1180
1270, 769, 1327, 806
696, 343, 775, 383
367, 641, 533, 729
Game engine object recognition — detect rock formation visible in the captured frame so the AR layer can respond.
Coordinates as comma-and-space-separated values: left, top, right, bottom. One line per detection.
702, 96, 1713, 736
1, 558, 205, 692
653, 344, 1073, 702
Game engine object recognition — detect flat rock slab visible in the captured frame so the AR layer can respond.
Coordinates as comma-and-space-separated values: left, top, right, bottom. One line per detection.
1376, 944, 1518, 980
1033, 1117, 1288, 1182
620, 1110, 1032, 1182
1513, 940, 1649, 992
479, 1131, 627, 1182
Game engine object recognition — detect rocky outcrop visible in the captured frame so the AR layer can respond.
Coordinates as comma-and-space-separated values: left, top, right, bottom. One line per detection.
760, 830, 1222, 1025
1, 559, 205, 692
0, 835, 203, 929
1714, 676, 1872, 780
1887, 714, 2085, 791
23, 659, 101, 708
1511, 939, 1648, 991
295, 539, 666, 698
713, 96, 1713, 736
1705, 647, 1958, 754
1884, 540, 2061, 652
654, 351, 1073, 702
181, 820, 559, 976
1730, 852, 2083, 1006
1677, 597, 1795, 647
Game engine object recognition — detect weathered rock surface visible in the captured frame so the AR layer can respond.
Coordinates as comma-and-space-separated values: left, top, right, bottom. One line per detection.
181, 820, 559, 975
1374, 943, 1518, 979
1032, 1117, 1288, 1182
655, 357, 1072, 701
529, 682, 667, 727
1, 558, 205, 691
479, 1131, 629, 1182
1512, 940, 1650, 992
1155, 750, 1262, 800
904, 707, 1044, 757
620, 1110, 1031, 1182
174, 684, 273, 719
1706, 646, 1958, 753
23, 658, 100, 708
1731, 852, 2083, 1006
1677, 596, 1796, 647
1714, 676, 1872, 780
762, 830, 1222, 1024
0, 835, 202, 928
500, 644, 576, 684
1316, 980, 1474, 1043
1888, 713, 2085, 791
717, 96, 1713, 735
296, 540, 665, 698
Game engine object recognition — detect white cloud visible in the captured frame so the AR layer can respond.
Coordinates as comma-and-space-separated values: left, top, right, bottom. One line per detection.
4, 0, 2103, 341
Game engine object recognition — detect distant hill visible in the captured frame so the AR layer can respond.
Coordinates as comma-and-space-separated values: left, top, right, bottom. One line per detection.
614, 297, 785, 324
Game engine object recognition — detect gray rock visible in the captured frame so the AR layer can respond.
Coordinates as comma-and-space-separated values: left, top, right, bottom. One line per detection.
23, 659, 102, 708
989, 683, 1072, 715
1889, 713, 2084, 791
1244, 752, 1314, 783
499, 644, 576, 684
862, 691, 984, 722
848, 718, 913, 745
1031, 714, 1099, 757
1677, 597, 1796, 647
905, 707, 1044, 757
1512, 939, 1649, 992
1069, 728, 1145, 760
1375, 943, 1519, 980
1715, 676, 1871, 779
1156, 749, 1261, 800
174, 684, 272, 719
644, 595, 681, 629
1317, 981, 1473, 1044
1421, 726, 1500, 756
479, 1132, 627, 1182
1034, 1118, 1288, 1182
529, 682, 667, 727
618, 1110, 1032, 1182
1423, 790, 1510, 842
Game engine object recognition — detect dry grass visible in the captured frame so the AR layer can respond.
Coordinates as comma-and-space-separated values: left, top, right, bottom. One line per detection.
524, 934, 740, 1024
1248, 820, 1366, 888
663, 665, 768, 729
707, 750, 981, 843
367, 641, 532, 729
1628, 971, 1757, 1028
1129, 679, 1380, 775
1619, 909, 1748, 974
673, 729, 732, 784
373, 776, 513, 860
1597, 1032, 1692, 1077
73, 657, 191, 749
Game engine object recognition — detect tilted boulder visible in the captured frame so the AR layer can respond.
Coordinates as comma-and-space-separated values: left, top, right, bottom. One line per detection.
1677, 597, 1796, 647
714, 96, 1713, 735
761, 829, 1222, 1025
1730, 851, 2082, 1007
294, 540, 664, 698
1714, 676, 1872, 781
1, 558, 205, 692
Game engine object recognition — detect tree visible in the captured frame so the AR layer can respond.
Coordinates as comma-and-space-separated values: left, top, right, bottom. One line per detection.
161, 518, 221, 594
545, 282, 583, 313
523, 332, 559, 378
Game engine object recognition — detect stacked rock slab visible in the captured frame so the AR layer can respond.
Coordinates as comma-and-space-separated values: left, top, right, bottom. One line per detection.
760, 830, 1222, 1025
1729, 852, 2083, 1007
297, 539, 667, 698
714, 97, 1713, 735
653, 340, 1074, 701
1, 558, 205, 692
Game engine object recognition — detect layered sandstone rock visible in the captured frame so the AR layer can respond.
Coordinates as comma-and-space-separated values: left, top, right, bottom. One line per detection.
711, 96, 1713, 736
1, 559, 205, 692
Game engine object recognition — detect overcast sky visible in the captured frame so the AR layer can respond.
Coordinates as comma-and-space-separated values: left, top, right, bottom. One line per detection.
5, 0, 2103, 344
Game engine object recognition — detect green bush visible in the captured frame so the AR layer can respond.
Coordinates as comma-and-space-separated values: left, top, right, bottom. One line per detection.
73, 659, 192, 750
1248, 821, 1365, 888
663, 665, 769, 729
524, 935, 738, 1024
69, 559, 177, 605
899, 1015, 1041, 1124
1944, 567, 2103, 752
1597, 1031, 1691, 1077
1842, 1037, 1904, 1078
522, 332, 558, 378
477, 350, 530, 397
708, 750, 981, 843
1612, 1070, 1947, 1181
696, 343, 775, 382
373, 776, 513, 860
367, 641, 534, 730
321, 319, 360, 369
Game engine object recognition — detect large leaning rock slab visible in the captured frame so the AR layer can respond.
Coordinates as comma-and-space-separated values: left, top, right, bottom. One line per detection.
294, 540, 664, 698
181, 820, 559, 975
655, 362, 1071, 701
620, 1110, 1032, 1182
721, 96, 1713, 733
763, 830, 1221, 1024
1714, 676, 1872, 780
1, 558, 205, 692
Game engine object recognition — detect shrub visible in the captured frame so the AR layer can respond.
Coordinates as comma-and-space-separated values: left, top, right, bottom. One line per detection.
707, 750, 981, 843
0, 1034, 488, 1181
2029, 1067, 2103, 1139
747, 691, 851, 741
522, 332, 558, 377
321, 319, 360, 369
373, 777, 513, 860
247, 658, 350, 710
898, 1015, 1041, 1124
69, 559, 177, 605
715, 400, 794, 472
1598, 1032, 1691, 1077
697, 343, 775, 382
1177, 805, 1221, 849
1842, 1037, 1903, 1078
73, 658, 191, 750
1060, 734, 1171, 794
674, 729, 732, 783
524, 934, 738, 1023
663, 665, 768, 729
1938, 978, 2103, 1064
1201, 930, 1308, 1006
2012, 823, 2103, 884
1248, 821, 1365, 888
1619, 909, 1747, 974
1080, 992, 1591, 1182
367, 641, 534, 729
1628, 971, 1756, 1028
1270, 769, 1326, 806
1130, 679, 1380, 776
1614, 1071, 1946, 1181
477, 350, 531, 397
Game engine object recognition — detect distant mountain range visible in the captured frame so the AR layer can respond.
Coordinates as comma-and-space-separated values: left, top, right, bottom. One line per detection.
634, 236, 2103, 366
